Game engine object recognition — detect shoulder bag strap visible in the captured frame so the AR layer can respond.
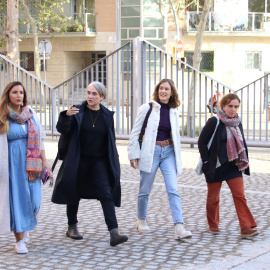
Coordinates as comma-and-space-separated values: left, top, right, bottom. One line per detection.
138, 103, 153, 149
207, 115, 220, 150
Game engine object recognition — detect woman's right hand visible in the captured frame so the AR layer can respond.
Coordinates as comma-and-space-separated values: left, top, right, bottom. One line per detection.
130, 159, 138, 169
66, 106, 80, 116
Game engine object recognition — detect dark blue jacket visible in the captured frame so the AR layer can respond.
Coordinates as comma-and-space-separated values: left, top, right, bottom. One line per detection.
51, 101, 121, 207
198, 116, 250, 182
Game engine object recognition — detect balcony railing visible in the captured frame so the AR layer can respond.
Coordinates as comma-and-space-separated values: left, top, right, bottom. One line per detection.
186, 11, 270, 32
0, 13, 96, 36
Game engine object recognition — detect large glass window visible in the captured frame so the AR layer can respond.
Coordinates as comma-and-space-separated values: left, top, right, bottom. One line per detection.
249, 0, 270, 13
186, 0, 205, 11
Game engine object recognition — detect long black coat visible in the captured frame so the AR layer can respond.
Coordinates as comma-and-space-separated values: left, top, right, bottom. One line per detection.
51, 101, 121, 207
198, 116, 250, 182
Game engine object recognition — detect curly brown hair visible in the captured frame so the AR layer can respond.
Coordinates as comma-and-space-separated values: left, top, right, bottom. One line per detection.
0, 81, 28, 134
220, 93, 240, 109
152, 79, 181, 108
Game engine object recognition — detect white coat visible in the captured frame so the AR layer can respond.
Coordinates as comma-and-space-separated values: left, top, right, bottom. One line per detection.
128, 100, 182, 175
0, 107, 45, 234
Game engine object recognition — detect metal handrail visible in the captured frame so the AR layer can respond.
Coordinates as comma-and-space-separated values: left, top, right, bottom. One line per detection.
53, 41, 132, 89
235, 73, 270, 92
0, 54, 54, 89
142, 39, 235, 92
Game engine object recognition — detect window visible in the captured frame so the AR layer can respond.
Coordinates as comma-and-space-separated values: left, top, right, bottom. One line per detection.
20, 52, 47, 71
90, 52, 106, 86
185, 51, 214, 71
245, 52, 261, 70
20, 52, 34, 71
249, 0, 270, 13
186, 0, 205, 11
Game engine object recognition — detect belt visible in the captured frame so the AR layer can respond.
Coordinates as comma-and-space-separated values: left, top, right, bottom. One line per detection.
156, 138, 173, 147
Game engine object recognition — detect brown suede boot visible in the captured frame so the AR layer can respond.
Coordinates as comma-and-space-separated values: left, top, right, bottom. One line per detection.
241, 227, 259, 239
208, 227, 220, 235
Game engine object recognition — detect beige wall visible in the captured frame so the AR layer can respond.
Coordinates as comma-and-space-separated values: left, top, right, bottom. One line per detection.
5, 31, 117, 87
95, 0, 116, 32
168, 32, 270, 90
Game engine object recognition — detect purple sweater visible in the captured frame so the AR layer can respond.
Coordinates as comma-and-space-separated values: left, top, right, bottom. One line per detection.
156, 102, 171, 141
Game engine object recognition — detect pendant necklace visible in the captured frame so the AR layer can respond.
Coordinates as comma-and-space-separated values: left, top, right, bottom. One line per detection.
89, 109, 100, 127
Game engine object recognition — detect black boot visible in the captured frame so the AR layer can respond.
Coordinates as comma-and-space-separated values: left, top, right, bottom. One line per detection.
109, 228, 128, 246
66, 224, 83, 240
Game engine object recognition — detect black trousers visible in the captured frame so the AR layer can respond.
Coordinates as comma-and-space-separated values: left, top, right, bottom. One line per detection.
67, 156, 118, 231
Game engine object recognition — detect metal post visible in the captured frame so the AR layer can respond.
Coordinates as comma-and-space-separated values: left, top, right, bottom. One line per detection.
52, 88, 57, 134
132, 37, 143, 125
116, 0, 120, 49
43, 40, 46, 82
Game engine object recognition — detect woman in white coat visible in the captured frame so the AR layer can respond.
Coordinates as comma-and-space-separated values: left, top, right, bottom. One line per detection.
128, 79, 192, 240
0, 81, 50, 254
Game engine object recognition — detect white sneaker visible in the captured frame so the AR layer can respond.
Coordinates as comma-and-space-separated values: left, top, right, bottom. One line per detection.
136, 218, 150, 233
174, 223, 192, 240
23, 231, 30, 243
15, 240, 28, 254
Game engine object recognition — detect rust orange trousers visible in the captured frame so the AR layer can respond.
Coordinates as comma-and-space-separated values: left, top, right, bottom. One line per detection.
206, 177, 257, 229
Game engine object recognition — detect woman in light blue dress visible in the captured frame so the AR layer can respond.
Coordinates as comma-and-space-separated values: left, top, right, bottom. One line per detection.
0, 81, 50, 254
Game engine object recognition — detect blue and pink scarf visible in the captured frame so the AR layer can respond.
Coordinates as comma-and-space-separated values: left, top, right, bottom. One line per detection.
9, 107, 42, 181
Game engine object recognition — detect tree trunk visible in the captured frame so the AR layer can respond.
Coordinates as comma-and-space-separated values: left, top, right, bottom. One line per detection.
20, 0, 41, 82
187, 0, 210, 139
4, 0, 19, 76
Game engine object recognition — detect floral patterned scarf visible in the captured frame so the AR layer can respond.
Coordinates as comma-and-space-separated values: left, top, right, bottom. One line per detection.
217, 110, 249, 172
9, 107, 42, 181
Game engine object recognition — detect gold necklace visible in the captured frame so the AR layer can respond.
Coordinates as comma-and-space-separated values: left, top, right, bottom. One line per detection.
89, 109, 100, 127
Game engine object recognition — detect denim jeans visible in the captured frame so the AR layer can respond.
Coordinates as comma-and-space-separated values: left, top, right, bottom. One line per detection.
138, 144, 184, 224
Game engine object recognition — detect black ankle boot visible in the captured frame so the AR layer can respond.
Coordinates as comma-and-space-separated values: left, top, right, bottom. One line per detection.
66, 224, 83, 240
109, 228, 128, 246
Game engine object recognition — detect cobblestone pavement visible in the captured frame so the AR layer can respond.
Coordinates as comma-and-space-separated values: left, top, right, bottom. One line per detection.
0, 139, 269, 270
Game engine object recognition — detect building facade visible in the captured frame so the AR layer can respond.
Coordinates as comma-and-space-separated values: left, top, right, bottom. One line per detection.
1, 0, 270, 92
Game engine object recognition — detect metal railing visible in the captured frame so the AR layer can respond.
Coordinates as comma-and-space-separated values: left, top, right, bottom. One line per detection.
133, 37, 234, 142
187, 11, 270, 32
0, 54, 54, 130
1, 37, 269, 146
51, 41, 133, 136
235, 74, 270, 145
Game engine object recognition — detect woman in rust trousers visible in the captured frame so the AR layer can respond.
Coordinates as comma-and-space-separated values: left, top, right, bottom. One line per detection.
198, 93, 259, 238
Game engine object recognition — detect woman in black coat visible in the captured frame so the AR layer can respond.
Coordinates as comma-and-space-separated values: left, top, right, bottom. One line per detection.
51, 81, 128, 246
198, 93, 259, 239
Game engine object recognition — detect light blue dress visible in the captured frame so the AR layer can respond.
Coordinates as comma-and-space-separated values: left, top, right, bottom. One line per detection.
8, 118, 41, 233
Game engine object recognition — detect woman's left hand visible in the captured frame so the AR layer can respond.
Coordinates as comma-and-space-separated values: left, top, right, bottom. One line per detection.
42, 160, 51, 173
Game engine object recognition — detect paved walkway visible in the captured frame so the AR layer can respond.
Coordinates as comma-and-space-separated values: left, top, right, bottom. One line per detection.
0, 139, 269, 270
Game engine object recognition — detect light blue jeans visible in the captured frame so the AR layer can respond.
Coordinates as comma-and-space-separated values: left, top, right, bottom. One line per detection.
138, 144, 184, 224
